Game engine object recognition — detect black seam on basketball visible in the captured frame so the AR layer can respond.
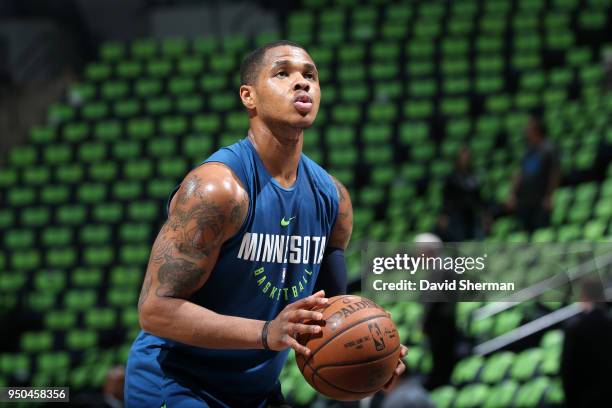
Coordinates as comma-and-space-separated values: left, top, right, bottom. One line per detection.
311, 344, 400, 395
303, 313, 390, 365
314, 343, 400, 371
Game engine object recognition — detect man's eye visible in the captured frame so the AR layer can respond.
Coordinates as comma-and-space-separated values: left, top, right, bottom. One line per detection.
305, 72, 315, 79
276, 71, 288, 78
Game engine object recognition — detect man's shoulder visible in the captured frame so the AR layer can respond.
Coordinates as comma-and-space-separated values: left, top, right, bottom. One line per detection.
301, 153, 336, 188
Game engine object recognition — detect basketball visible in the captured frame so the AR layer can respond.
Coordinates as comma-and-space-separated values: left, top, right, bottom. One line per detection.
295, 295, 401, 401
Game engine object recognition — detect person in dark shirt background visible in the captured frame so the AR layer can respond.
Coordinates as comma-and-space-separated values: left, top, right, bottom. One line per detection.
561, 277, 612, 408
507, 109, 560, 232
438, 147, 486, 241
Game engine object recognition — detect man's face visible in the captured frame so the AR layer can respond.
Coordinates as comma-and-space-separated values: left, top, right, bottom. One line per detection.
525, 118, 541, 146
251, 45, 321, 128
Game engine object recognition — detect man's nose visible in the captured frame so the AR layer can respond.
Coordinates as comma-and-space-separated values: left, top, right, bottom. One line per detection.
293, 77, 310, 92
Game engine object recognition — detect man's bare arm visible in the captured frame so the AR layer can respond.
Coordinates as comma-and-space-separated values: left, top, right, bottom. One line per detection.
329, 176, 353, 249
137, 163, 263, 348
138, 163, 326, 353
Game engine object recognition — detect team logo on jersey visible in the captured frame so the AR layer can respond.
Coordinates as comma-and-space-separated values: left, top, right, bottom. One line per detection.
237, 233, 326, 265
280, 216, 296, 227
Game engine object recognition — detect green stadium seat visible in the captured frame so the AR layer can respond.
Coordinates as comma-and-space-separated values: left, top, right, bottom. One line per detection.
493, 310, 523, 337
68, 83, 95, 105
83, 245, 114, 267
79, 142, 108, 162
98, 40, 124, 60
66, 330, 98, 350
21, 331, 54, 353
78, 183, 107, 204
430, 386, 456, 408
511, 348, 543, 382
64, 290, 97, 311
10, 145, 37, 167
41, 227, 72, 247
116, 60, 142, 79
128, 200, 159, 221
79, 224, 111, 245
455, 383, 490, 408
71, 267, 103, 288
146, 59, 172, 78
92, 202, 123, 223
107, 288, 138, 307
177, 94, 203, 114
483, 380, 519, 408
0, 353, 30, 377
122, 307, 140, 328
114, 99, 141, 118
84, 62, 111, 81
93, 121, 121, 142
480, 352, 516, 384
0, 273, 26, 292
85, 308, 117, 329
120, 223, 151, 243
209, 92, 236, 111
160, 116, 188, 135
452, 355, 485, 385
113, 181, 142, 201
46, 248, 77, 268
167, 77, 195, 95
45, 144, 73, 164
101, 81, 129, 100
124, 160, 153, 180
121, 244, 150, 265
89, 162, 118, 182
514, 377, 550, 407
27, 291, 55, 311
113, 140, 141, 160
37, 351, 70, 373
45, 310, 77, 330
160, 37, 187, 57
30, 125, 57, 144
48, 104, 75, 124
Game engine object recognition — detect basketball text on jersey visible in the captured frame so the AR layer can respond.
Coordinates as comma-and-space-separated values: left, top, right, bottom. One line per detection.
237, 232, 327, 264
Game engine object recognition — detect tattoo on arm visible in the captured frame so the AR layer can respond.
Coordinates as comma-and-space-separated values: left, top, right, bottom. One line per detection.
145, 175, 249, 300
138, 273, 152, 311
331, 176, 353, 249
155, 256, 206, 298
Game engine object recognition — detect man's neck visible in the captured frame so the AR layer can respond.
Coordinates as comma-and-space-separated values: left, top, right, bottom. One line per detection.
247, 120, 304, 189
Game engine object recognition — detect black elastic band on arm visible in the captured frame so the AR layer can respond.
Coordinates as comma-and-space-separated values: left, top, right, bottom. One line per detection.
314, 247, 347, 297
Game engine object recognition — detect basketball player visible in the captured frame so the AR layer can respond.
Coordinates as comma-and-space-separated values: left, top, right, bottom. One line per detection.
125, 40, 406, 407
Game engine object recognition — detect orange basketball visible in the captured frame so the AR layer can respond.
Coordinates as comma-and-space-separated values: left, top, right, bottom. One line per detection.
296, 295, 401, 401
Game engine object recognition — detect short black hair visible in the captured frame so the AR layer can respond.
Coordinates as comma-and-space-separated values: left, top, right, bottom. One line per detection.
240, 40, 307, 85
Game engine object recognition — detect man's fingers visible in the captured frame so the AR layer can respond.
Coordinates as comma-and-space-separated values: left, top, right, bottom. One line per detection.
395, 361, 406, 376
399, 345, 408, 357
287, 337, 311, 357
291, 323, 322, 335
382, 375, 397, 391
290, 309, 324, 322
291, 291, 328, 309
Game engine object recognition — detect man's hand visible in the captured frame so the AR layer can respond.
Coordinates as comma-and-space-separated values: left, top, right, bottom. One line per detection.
383, 345, 408, 391
266, 290, 328, 356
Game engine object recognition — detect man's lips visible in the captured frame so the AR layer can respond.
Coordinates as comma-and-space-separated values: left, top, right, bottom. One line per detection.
293, 94, 313, 113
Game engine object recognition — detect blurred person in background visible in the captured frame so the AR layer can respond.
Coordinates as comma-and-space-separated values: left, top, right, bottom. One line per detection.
437, 147, 487, 241
507, 109, 560, 232
103, 366, 125, 408
561, 277, 612, 408
379, 366, 434, 408
414, 233, 458, 390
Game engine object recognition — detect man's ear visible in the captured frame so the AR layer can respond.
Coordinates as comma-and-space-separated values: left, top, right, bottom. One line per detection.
240, 85, 256, 110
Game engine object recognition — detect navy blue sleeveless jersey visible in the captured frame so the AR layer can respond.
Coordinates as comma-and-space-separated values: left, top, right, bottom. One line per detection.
125, 138, 339, 407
